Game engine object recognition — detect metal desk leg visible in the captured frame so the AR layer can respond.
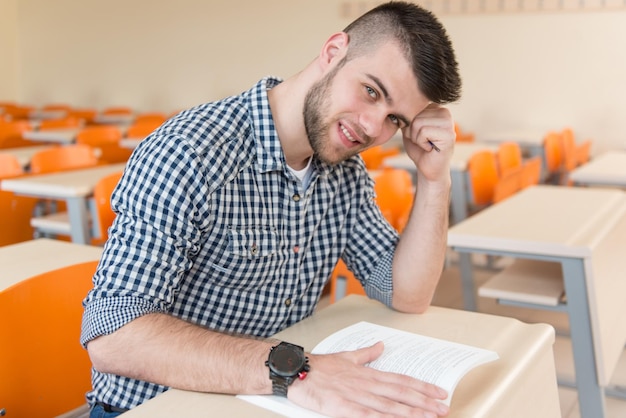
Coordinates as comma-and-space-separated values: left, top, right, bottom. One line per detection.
450, 169, 468, 225
458, 252, 476, 311
65, 196, 90, 244
562, 257, 606, 418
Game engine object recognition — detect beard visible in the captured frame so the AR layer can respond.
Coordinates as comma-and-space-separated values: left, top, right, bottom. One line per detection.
303, 59, 362, 165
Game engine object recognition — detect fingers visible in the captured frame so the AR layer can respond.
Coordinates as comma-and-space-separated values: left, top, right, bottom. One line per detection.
403, 105, 455, 153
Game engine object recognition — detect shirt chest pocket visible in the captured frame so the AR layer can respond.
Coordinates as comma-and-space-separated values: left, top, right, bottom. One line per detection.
228, 228, 278, 259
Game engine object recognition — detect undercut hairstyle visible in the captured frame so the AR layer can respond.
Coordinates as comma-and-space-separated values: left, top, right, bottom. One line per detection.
343, 1, 462, 104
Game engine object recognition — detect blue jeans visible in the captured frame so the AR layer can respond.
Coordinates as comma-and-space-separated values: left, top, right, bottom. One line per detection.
89, 403, 125, 418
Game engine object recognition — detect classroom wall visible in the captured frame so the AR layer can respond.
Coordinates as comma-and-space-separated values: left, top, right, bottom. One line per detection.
0, 0, 20, 100
4, 0, 626, 153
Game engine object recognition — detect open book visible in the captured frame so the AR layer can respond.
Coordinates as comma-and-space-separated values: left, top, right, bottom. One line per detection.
238, 321, 499, 417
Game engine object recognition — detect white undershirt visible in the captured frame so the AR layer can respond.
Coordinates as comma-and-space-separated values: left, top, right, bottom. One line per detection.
287, 157, 314, 191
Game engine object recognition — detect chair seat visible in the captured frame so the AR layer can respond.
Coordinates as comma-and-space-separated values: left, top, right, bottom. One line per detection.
478, 258, 565, 306
30, 211, 72, 235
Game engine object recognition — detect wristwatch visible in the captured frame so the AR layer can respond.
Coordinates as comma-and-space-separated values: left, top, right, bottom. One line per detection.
265, 342, 310, 397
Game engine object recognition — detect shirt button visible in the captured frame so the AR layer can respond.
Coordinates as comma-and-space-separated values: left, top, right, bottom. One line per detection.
293, 245, 299, 253
284, 298, 292, 306
292, 194, 301, 202
250, 244, 258, 255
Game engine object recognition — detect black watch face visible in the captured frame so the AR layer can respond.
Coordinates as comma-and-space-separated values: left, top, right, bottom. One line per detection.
269, 345, 305, 377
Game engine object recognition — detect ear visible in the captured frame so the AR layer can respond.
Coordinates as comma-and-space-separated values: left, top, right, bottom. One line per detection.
319, 32, 349, 68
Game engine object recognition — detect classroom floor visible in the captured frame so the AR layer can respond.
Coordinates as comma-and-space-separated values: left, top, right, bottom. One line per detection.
430, 253, 626, 418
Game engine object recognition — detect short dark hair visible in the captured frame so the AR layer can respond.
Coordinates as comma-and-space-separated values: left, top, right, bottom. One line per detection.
343, 1, 461, 104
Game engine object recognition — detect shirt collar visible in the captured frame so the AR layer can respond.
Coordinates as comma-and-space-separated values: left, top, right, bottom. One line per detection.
246, 76, 334, 177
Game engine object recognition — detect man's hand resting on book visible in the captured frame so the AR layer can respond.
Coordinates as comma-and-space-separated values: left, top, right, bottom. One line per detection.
287, 341, 450, 418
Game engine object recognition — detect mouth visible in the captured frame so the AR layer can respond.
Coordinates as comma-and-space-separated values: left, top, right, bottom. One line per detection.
339, 122, 365, 147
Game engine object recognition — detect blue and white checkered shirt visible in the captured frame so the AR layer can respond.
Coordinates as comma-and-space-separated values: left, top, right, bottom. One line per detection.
81, 77, 399, 409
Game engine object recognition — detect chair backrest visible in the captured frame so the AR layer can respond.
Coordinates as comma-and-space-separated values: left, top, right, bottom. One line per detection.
373, 167, 414, 232
76, 125, 123, 146
125, 120, 163, 138
67, 108, 98, 125
0, 158, 37, 246
0, 120, 34, 149
543, 131, 563, 175
93, 171, 123, 244
576, 139, 593, 166
38, 116, 82, 131
467, 150, 499, 206
0, 153, 24, 178
493, 166, 522, 203
520, 156, 542, 189
361, 145, 400, 170
102, 106, 133, 116
496, 141, 523, 176
134, 112, 166, 125
30, 144, 99, 174
0, 260, 98, 417
560, 128, 579, 171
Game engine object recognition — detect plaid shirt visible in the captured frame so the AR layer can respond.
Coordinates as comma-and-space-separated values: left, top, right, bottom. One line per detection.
81, 77, 399, 409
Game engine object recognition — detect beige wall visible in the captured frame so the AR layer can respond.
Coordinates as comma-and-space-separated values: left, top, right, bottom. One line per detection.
0, 0, 20, 100
6, 1, 626, 153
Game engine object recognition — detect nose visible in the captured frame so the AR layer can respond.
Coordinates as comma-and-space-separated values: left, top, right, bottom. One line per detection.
359, 107, 388, 140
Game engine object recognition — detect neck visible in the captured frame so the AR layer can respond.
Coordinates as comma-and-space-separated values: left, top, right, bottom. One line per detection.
267, 68, 318, 170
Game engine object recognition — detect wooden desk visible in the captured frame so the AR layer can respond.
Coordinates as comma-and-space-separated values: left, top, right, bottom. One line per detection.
122, 295, 559, 418
119, 137, 144, 149
383, 143, 498, 224
448, 185, 626, 418
22, 128, 80, 145
0, 163, 126, 244
0, 145, 53, 169
0, 238, 102, 291
569, 150, 626, 188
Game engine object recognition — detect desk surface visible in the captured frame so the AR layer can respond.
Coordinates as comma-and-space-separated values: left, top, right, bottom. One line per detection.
448, 184, 626, 411
0, 238, 102, 291
0, 145, 53, 168
22, 128, 80, 144
569, 150, 626, 187
448, 184, 625, 258
480, 130, 546, 146
1, 163, 126, 199
123, 295, 560, 418
383, 142, 498, 172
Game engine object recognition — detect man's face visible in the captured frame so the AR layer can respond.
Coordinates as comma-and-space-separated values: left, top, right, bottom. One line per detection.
303, 42, 430, 165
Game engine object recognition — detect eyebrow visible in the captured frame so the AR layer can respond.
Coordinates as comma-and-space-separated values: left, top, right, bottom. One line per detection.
366, 73, 411, 127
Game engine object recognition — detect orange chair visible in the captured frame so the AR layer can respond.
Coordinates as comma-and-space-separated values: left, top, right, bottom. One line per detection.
2, 105, 35, 120
467, 150, 500, 208
373, 167, 414, 232
360, 145, 400, 170
76, 125, 132, 164
92, 171, 123, 245
542, 131, 564, 184
67, 108, 98, 125
42, 103, 72, 112
496, 141, 523, 177
0, 155, 39, 246
576, 139, 592, 166
493, 166, 522, 203
454, 123, 475, 143
134, 112, 167, 125
102, 106, 133, 116
30, 144, 99, 175
125, 120, 163, 138
38, 116, 82, 131
0, 153, 23, 178
0, 260, 98, 417
0, 120, 37, 148
329, 168, 414, 303
519, 156, 542, 189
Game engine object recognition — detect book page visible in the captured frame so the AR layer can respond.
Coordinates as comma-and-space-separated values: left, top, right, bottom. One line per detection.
238, 321, 498, 417
311, 321, 499, 403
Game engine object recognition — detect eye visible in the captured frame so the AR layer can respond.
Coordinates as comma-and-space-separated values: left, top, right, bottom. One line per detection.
365, 85, 377, 99
388, 115, 400, 126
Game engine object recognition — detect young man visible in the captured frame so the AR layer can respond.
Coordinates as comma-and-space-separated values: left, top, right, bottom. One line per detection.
82, 2, 461, 417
